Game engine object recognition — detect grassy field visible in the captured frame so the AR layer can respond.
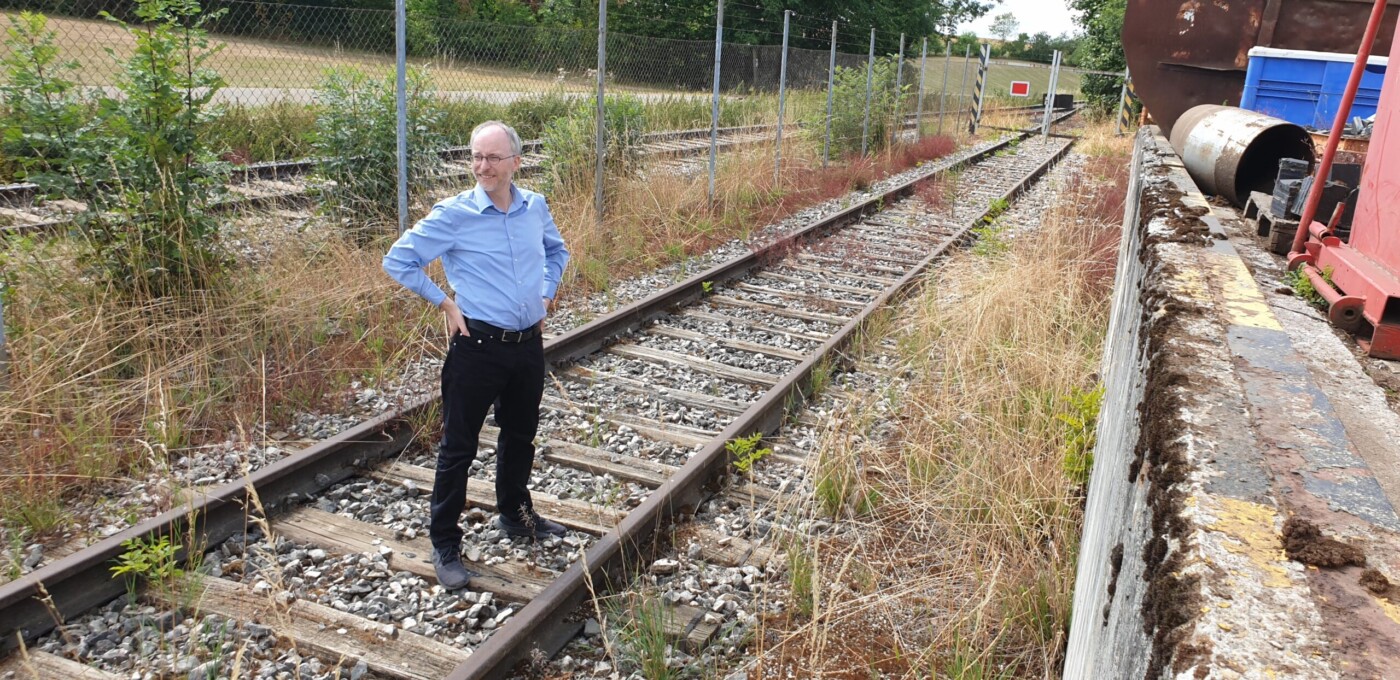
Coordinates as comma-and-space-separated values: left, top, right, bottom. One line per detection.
0, 11, 636, 93
3, 13, 1089, 101
909, 55, 1086, 101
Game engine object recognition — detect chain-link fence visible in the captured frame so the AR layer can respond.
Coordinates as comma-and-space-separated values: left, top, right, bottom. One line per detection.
0, 0, 1089, 223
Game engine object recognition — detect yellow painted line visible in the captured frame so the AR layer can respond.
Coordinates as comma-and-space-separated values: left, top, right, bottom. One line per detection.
1174, 267, 1212, 303
1377, 595, 1400, 627
1210, 496, 1292, 589
1207, 251, 1284, 331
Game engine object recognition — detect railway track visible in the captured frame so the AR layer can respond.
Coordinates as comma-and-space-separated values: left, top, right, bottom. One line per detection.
0, 104, 1052, 236
0, 108, 1076, 680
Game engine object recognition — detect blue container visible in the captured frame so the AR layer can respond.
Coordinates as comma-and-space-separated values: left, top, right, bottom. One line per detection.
1241, 47, 1387, 129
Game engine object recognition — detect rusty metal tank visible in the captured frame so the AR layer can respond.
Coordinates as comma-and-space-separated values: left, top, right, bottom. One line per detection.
1169, 104, 1315, 206
1124, 0, 1400, 138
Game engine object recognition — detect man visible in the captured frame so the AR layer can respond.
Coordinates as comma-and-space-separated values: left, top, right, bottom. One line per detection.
383, 120, 570, 590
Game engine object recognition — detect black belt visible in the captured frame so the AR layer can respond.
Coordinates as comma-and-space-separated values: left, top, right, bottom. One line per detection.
466, 318, 540, 343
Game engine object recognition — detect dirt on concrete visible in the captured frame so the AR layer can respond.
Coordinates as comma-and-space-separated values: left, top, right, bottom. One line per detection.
1359, 568, 1400, 602
1139, 184, 1217, 245
1282, 517, 1367, 568
1135, 179, 1209, 680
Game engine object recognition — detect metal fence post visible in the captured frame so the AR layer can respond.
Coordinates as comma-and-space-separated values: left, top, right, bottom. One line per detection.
823, 20, 836, 168
915, 37, 927, 140
1116, 66, 1132, 136
774, 9, 790, 185
0, 291, 8, 392
394, 0, 408, 233
937, 42, 950, 136
957, 44, 972, 137
594, 0, 607, 224
890, 32, 905, 149
861, 28, 875, 156
1042, 50, 1061, 137
969, 43, 989, 135
709, 0, 724, 205
1041, 51, 1057, 136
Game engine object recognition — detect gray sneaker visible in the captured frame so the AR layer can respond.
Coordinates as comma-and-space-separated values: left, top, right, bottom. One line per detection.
497, 511, 568, 539
431, 548, 479, 590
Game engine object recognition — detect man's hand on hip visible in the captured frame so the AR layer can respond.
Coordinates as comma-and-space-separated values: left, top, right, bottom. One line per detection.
543, 297, 553, 316
439, 298, 470, 339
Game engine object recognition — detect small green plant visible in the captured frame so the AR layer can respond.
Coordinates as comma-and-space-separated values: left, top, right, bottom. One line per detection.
787, 542, 816, 618
613, 591, 676, 680
939, 628, 1016, 680
3, 529, 29, 580
111, 534, 184, 597
808, 357, 833, 396
1285, 266, 1332, 309
813, 446, 874, 518
971, 200, 1012, 258
1058, 384, 1104, 486
727, 432, 772, 473
701, 280, 714, 295
983, 197, 1011, 222
111, 526, 204, 610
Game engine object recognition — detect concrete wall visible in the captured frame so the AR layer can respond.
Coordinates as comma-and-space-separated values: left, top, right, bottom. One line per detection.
1062, 128, 1391, 679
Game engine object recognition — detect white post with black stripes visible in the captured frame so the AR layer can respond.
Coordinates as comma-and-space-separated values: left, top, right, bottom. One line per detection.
968, 43, 990, 135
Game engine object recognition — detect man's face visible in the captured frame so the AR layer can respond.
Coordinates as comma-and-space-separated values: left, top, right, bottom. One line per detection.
471, 127, 522, 196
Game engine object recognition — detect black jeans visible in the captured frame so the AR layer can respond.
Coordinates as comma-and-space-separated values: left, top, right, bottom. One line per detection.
430, 327, 544, 554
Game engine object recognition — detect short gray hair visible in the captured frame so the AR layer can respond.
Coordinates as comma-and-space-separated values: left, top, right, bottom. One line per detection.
470, 120, 522, 157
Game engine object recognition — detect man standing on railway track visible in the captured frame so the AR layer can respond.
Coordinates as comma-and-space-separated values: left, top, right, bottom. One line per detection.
382, 120, 570, 590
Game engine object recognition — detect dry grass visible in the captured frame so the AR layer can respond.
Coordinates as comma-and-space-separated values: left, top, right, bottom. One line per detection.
749, 122, 1131, 679
0, 219, 441, 552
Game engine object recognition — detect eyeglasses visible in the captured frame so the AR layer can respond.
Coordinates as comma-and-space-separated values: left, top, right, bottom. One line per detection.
471, 153, 518, 166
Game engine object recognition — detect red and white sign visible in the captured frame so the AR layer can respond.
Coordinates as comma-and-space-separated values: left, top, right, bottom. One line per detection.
1009, 81, 1031, 97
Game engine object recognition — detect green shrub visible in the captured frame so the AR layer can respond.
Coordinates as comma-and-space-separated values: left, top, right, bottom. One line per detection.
311, 65, 446, 242
505, 90, 575, 140
2, 1, 231, 297
643, 94, 772, 131
804, 56, 906, 157
0, 12, 90, 185
435, 98, 509, 146
1058, 384, 1104, 486
207, 101, 317, 164
538, 94, 645, 193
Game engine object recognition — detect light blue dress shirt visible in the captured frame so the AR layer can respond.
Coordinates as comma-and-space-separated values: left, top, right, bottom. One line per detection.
382, 184, 570, 332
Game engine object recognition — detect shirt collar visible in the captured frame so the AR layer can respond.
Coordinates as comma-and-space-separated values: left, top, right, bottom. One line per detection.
469, 183, 526, 214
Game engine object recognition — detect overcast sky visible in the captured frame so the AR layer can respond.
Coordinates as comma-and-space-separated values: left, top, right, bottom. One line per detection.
964, 0, 1081, 38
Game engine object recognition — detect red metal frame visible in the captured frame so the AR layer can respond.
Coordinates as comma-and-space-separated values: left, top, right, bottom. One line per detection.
1289, 0, 1400, 359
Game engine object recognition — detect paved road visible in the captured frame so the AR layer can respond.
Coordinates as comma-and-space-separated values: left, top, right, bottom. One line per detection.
88, 86, 712, 106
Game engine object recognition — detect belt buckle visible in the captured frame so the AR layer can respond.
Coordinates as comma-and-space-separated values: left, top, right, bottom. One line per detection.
501, 329, 524, 343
